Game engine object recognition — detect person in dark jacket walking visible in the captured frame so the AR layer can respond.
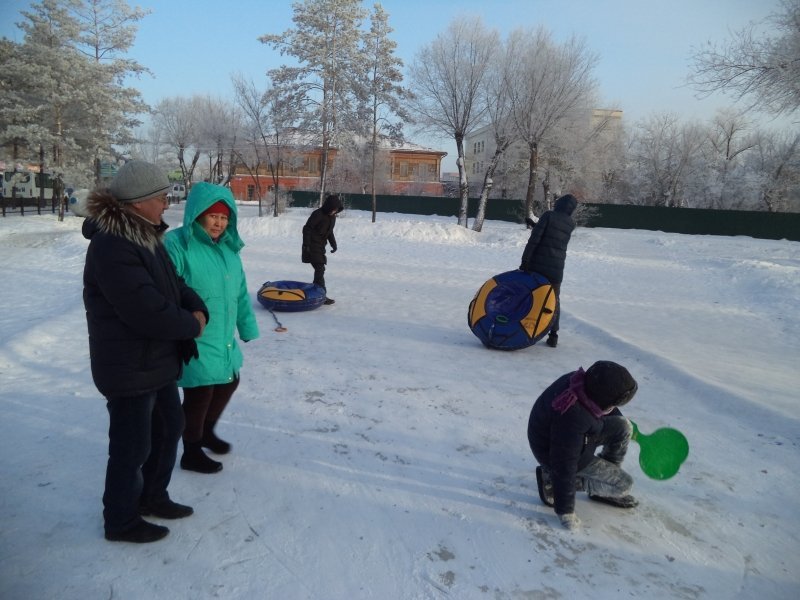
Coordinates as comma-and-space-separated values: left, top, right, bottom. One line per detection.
527, 361, 639, 531
83, 160, 209, 543
302, 193, 343, 305
519, 194, 578, 347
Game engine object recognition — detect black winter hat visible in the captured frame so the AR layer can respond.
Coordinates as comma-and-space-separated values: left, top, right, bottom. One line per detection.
321, 193, 344, 214
554, 194, 578, 216
585, 360, 638, 409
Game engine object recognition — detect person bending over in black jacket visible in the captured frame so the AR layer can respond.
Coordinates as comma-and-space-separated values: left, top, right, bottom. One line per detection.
527, 360, 639, 531
520, 194, 577, 347
83, 160, 209, 543
302, 193, 344, 305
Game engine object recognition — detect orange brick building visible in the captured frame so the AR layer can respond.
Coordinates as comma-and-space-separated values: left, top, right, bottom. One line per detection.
229, 134, 447, 200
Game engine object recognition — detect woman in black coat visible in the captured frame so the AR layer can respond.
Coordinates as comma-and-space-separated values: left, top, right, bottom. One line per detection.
527, 360, 639, 530
519, 194, 577, 347
302, 193, 343, 304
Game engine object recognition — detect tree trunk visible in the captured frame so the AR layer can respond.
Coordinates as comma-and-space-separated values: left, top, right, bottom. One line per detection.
38, 145, 45, 215
524, 144, 539, 221
371, 120, 377, 223
455, 135, 469, 227
541, 169, 551, 212
472, 148, 504, 232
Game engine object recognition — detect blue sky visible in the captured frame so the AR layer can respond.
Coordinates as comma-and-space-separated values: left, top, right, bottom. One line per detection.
0, 0, 790, 167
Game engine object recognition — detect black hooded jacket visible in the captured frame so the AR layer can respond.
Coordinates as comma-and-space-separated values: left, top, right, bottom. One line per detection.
527, 371, 623, 515
519, 194, 577, 284
82, 190, 208, 397
302, 195, 344, 264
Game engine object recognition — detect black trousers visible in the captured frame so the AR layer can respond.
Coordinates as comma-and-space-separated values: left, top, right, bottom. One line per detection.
181, 377, 240, 443
311, 262, 326, 290
550, 282, 562, 334
103, 382, 184, 534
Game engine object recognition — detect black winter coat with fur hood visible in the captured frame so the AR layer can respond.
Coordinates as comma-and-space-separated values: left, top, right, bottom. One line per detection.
82, 190, 208, 397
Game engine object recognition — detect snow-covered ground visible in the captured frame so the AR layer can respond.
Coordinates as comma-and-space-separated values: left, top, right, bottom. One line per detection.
1, 203, 798, 599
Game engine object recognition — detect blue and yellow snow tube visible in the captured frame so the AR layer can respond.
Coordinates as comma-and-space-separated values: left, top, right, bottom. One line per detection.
468, 270, 558, 350
257, 281, 326, 312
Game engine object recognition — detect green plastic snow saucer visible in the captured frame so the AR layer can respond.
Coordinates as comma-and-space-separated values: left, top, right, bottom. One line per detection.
630, 420, 689, 480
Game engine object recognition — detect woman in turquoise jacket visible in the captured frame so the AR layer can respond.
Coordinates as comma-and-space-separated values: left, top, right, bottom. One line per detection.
165, 182, 260, 474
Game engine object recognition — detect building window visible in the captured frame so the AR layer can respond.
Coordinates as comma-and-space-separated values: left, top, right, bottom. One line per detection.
306, 156, 321, 175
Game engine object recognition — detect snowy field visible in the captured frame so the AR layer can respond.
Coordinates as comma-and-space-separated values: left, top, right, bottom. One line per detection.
0, 203, 798, 599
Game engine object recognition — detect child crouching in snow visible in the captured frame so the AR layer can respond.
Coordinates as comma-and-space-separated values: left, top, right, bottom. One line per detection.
527, 360, 639, 530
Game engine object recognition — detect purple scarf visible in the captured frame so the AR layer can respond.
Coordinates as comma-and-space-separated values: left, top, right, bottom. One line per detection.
551, 368, 606, 418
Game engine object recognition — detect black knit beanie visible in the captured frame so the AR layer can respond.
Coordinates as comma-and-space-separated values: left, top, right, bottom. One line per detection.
584, 360, 638, 409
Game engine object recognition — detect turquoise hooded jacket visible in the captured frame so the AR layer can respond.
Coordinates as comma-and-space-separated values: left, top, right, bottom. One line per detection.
164, 182, 259, 387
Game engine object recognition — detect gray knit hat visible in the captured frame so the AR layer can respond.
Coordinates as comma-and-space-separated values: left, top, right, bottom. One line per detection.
108, 160, 170, 203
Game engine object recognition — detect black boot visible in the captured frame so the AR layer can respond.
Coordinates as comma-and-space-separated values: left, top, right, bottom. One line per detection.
180, 442, 222, 474
536, 466, 554, 507
546, 332, 558, 348
202, 424, 231, 455
105, 519, 169, 543
140, 498, 194, 519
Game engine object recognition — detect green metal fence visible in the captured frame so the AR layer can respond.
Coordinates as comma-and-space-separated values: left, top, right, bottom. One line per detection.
290, 191, 800, 242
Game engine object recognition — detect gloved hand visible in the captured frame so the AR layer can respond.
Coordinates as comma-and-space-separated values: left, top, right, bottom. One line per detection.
558, 513, 581, 531
179, 339, 199, 365
330, 245, 337, 253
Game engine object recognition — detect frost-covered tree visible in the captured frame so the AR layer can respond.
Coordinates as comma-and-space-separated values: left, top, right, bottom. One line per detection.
193, 95, 241, 185
360, 2, 409, 222
471, 36, 517, 232
409, 16, 498, 227
70, 0, 150, 178
153, 94, 244, 188
0, 0, 149, 186
696, 109, 757, 208
0, 39, 35, 167
689, 0, 800, 117
506, 27, 598, 218
747, 129, 800, 211
1, 0, 86, 179
614, 110, 800, 211
126, 123, 167, 165
152, 96, 201, 186
232, 74, 301, 216
260, 0, 366, 204
625, 113, 707, 207
581, 110, 627, 203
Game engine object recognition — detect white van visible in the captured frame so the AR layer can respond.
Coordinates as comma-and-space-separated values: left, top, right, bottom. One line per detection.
167, 183, 186, 203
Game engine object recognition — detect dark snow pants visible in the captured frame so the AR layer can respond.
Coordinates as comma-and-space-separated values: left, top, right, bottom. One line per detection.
550, 283, 562, 334
311, 262, 326, 290
103, 382, 184, 534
